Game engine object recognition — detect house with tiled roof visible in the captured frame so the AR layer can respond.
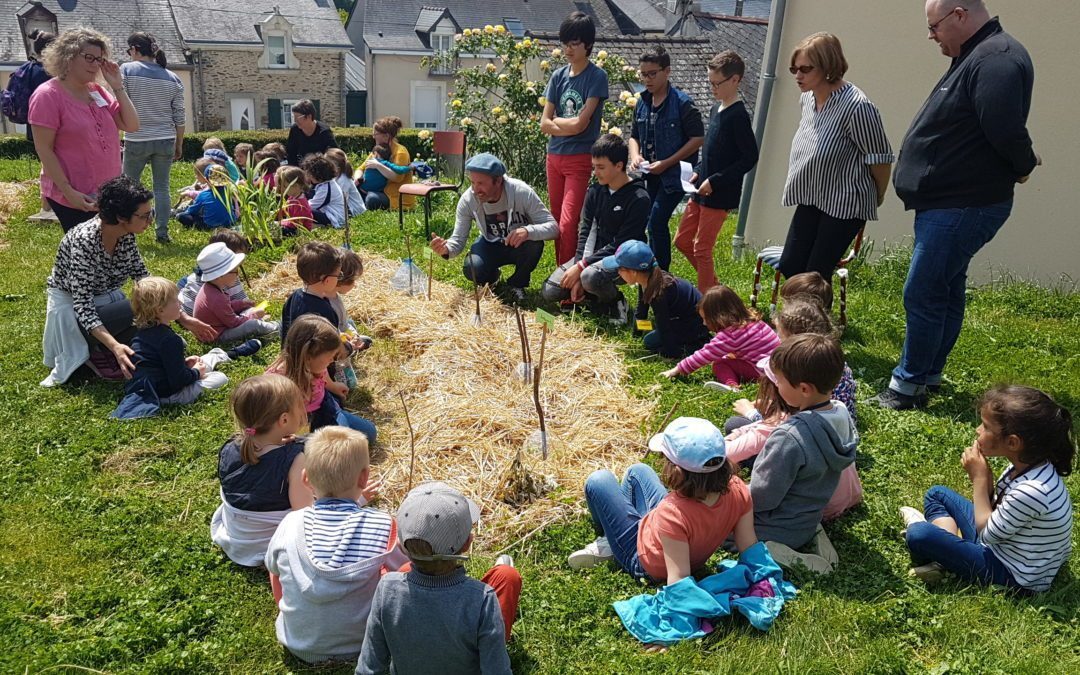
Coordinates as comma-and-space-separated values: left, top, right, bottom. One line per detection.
0, 0, 354, 134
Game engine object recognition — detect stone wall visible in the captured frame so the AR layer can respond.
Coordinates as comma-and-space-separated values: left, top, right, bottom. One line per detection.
195, 49, 345, 130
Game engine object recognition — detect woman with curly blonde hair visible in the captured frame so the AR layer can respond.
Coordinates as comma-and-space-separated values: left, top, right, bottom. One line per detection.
29, 27, 139, 232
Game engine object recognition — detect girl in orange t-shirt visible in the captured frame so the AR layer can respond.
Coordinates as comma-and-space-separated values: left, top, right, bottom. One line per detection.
569, 417, 758, 584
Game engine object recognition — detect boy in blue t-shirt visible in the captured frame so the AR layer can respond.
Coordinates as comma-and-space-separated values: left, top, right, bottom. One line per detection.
176, 159, 237, 230
541, 11, 608, 267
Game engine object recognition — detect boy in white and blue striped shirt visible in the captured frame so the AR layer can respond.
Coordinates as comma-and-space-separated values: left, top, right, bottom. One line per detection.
901, 386, 1074, 593
266, 427, 407, 664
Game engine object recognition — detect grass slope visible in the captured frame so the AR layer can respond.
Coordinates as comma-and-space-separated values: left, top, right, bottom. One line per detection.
0, 160, 1077, 674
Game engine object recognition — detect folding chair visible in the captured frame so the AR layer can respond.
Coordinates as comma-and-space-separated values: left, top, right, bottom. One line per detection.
397, 130, 467, 238
749, 227, 865, 328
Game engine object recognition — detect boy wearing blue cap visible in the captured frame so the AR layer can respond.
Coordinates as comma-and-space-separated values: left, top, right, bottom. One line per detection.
430, 153, 558, 302
605, 239, 711, 358
569, 417, 757, 585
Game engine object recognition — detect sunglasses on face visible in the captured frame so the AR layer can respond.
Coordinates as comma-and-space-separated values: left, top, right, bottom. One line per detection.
81, 52, 106, 65
789, 65, 815, 75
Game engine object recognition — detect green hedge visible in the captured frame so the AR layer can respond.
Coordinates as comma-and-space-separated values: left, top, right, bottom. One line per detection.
0, 127, 429, 161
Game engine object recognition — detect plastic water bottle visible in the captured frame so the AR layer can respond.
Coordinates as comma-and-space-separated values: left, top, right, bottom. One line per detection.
389, 258, 428, 296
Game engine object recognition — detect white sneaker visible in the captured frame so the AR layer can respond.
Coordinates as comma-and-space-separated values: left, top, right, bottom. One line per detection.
765, 540, 834, 575
909, 562, 945, 583
568, 536, 613, 570
495, 554, 514, 568
899, 506, 926, 537
703, 381, 738, 392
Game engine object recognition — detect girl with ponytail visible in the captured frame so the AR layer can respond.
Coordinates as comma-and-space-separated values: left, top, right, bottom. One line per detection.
210, 373, 312, 566
120, 32, 185, 242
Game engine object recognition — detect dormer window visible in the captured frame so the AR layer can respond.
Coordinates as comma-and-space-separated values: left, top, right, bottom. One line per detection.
431, 32, 453, 55
257, 8, 299, 71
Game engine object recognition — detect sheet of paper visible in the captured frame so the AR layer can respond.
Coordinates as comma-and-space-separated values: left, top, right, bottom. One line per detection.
679, 161, 697, 194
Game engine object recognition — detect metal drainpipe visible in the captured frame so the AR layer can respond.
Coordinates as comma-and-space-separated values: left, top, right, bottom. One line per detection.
732, 0, 788, 260
195, 49, 205, 133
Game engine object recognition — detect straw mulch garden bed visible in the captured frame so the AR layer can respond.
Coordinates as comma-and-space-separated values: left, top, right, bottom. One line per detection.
0, 181, 29, 251
251, 251, 655, 548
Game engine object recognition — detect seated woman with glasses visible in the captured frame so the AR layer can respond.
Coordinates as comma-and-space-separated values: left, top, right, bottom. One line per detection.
42, 176, 214, 385
29, 27, 140, 233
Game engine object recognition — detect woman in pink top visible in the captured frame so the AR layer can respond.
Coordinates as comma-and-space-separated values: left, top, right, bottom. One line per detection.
29, 28, 139, 232
661, 284, 780, 391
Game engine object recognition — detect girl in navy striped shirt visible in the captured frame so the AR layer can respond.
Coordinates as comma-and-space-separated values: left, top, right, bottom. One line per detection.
902, 386, 1074, 592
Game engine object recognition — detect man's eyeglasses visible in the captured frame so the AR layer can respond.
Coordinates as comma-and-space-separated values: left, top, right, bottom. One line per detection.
788, 65, 815, 75
638, 69, 663, 80
709, 75, 735, 89
928, 8, 962, 34
81, 52, 106, 64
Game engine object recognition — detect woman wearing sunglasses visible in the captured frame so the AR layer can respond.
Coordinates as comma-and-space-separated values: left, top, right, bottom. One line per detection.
29, 28, 139, 232
778, 32, 892, 287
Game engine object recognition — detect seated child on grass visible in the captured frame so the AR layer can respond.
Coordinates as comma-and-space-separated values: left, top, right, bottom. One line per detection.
280, 241, 343, 341
276, 166, 314, 235
268, 315, 377, 443
901, 386, 1074, 592
329, 249, 373, 390
358, 482, 522, 675
178, 229, 251, 316
176, 160, 237, 230
210, 374, 312, 567
355, 144, 410, 211
661, 284, 779, 392
568, 417, 757, 584
780, 271, 833, 310
302, 153, 346, 228
125, 276, 261, 407
604, 240, 711, 359
253, 150, 281, 191
266, 426, 403, 665
750, 333, 856, 574
325, 147, 365, 217
192, 242, 278, 344
202, 137, 241, 182
262, 142, 287, 164
233, 142, 254, 182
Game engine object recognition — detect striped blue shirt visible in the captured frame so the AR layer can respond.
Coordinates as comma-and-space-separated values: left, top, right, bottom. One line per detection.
980, 462, 1073, 592
303, 498, 394, 570
782, 82, 893, 221
120, 61, 185, 142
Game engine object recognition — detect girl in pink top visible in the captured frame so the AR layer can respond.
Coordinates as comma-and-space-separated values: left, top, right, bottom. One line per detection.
569, 417, 757, 584
662, 284, 780, 391
28, 28, 139, 232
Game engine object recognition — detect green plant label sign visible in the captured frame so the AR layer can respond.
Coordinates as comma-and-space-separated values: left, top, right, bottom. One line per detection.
535, 309, 556, 330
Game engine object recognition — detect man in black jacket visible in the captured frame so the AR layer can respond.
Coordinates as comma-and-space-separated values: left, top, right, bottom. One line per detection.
542, 134, 650, 323
873, 0, 1040, 410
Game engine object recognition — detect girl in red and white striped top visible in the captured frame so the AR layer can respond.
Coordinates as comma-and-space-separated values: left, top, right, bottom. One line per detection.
662, 284, 779, 391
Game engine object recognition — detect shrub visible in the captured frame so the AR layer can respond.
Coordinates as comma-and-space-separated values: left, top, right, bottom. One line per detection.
425, 26, 639, 185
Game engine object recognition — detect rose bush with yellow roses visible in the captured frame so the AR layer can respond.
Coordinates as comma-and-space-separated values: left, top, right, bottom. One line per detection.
423, 29, 636, 185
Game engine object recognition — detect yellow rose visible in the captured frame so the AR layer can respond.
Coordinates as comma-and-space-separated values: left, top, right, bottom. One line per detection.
486, 63, 497, 73
417, 130, 432, 140
551, 48, 562, 58
609, 127, 623, 137
494, 25, 506, 34
460, 117, 473, 126
451, 99, 463, 108
498, 73, 508, 81
498, 115, 509, 124
521, 38, 532, 47
463, 28, 472, 37
484, 25, 494, 34
626, 97, 638, 108
492, 106, 503, 115
597, 50, 608, 59
537, 96, 547, 107
540, 60, 550, 71
623, 65, 634, 72
619, 90, 630, 101
454, 33, 462, 41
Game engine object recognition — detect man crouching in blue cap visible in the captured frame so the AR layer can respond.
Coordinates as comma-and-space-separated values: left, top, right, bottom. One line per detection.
429, 153, 558, 303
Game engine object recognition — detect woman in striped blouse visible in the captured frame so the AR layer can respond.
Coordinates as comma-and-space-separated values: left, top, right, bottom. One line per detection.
779, 33, 893, 281
901, 386, 1075, 593
121, 32, 186, 244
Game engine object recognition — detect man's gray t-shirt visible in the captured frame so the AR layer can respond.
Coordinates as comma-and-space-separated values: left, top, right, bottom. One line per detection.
544, 62, 609, 155
482, 192, 527, 240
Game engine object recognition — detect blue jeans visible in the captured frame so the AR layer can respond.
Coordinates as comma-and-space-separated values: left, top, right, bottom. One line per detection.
644, 176, 684, 270
890, 200, 1012, 395
905, 485, 1019, 589
123, 138, 176, 238
310, 393, 378, 443
583, 463, 668, 580
463, 236, 545, 289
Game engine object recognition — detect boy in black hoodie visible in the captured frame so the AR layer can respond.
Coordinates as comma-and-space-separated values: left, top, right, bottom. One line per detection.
542, 133, 650, 323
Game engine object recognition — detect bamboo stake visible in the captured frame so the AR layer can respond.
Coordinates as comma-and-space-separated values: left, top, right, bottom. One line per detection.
532, 323, 549, 459
472, 281, 482, 325
400, 391, 417, 491
427, 250, 434, 300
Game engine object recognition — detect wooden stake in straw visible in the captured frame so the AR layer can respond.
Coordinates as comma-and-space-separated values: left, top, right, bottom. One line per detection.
425, 247, 434, 300
514, 306, 532, 384
472, 281, 482, 325
532, 309, 556, 459
399, 390, 417, 491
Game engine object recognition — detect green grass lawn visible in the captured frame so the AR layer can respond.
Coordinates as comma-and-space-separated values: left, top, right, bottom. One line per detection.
1, 159, 1078, 674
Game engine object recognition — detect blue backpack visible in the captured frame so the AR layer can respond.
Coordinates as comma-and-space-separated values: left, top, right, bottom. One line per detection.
2, 61, 38, 125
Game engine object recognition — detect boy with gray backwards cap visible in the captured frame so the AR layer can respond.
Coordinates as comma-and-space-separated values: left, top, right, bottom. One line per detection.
357, 482, 522, 675
429, 153, 558, 302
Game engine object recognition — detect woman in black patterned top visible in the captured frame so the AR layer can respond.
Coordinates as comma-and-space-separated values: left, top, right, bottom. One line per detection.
779, 33, 893, 281
44, 175, 214, 381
